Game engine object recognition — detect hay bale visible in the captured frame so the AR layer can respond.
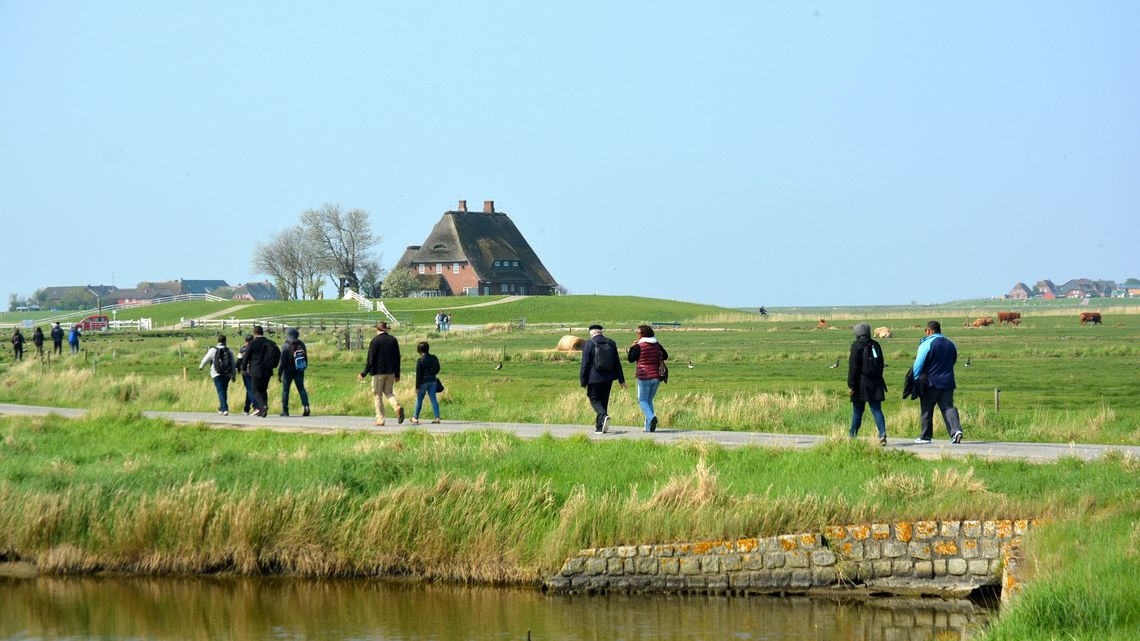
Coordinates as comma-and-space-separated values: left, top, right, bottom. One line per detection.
556, 335, 586, 351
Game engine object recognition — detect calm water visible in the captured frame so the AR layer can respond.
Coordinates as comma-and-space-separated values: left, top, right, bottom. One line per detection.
0, 576, 992, 641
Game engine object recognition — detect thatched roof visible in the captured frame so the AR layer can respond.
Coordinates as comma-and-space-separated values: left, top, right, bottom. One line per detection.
397, 209, 557, 288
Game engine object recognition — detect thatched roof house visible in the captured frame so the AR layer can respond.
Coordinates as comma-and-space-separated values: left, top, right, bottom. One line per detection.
1008, 282, 1032, 299
394, 200, 558, 296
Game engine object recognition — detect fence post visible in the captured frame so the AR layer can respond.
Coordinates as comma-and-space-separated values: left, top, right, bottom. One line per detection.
994, 388, 1001, 412
183, 367, 188, 381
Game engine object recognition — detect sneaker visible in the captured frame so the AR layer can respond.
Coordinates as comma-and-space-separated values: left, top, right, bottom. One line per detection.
257, 409, 268, 418
601, 415, 610, 433
410, 418, 420, 425
649, 416, 658, 433
303, 406, 310, 417
879, 436, 887, 446
397, 407, 405, 424
914, 437, 931, 444
431, 419, 441, 424
243, 411, 251, 416
279, 412, 289, 417
952, 431, 963, 444
222, 410, 229, 416
595, 425, 603, 434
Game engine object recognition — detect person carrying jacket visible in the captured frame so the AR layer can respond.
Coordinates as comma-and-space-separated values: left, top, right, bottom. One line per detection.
198, 334, 235, 415
243, 325, 278, 418
580, 324, 626, 433
912, 320, 964, 444
627, 324, 668, 433
277, 327, 310, 417
50, 322, 64, 355
358, 321, 403, 426
847, 322, 888, 445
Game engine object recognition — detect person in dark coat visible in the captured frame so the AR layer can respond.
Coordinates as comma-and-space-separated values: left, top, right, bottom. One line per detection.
32, 326, 45, 357
277, 327, 310, 417
411, 341, 441, 424
10, 329, 24, 361
912, 320, 963, 444
50, 322, 64, 355
237, 334, 256, 415
242, 325, 278, 418
847, 322, 888, 444
580, 324, 626, 433
358, 321, 403, 426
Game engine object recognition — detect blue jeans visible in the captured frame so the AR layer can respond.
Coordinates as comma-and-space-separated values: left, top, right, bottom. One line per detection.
850, 401, 886, 438
415, 381, 440, 419
281, 369, 309, 413
637, 378, 660, 431
212, 375, 230, 413
241, 374, 254, 412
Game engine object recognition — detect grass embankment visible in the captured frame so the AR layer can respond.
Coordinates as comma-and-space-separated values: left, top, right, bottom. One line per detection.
1, 306, 1137, 445
0, 413, 1136, 639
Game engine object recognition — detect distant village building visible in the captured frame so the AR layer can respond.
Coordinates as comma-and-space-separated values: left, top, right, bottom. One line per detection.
394, 200, 559, 296
137, 279, 229, 296
231, 281, 281, 301
1058, 278, 1116, 299
40, 285, 116, 310
1007, 282, 1032, 299
1034, 280, 1057, 299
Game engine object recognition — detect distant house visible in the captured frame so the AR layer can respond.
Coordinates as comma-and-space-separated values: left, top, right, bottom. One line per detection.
232, 281, 281, 301
1008, 282, 1032, 299
112, 285, 175, 305
138, 279, 229, 296
394, 200, 559, 296
41, 285, 117, 310
1034, 280, 1057, 298
1058, 278, 1116, 298
1126, 285, 1140, 297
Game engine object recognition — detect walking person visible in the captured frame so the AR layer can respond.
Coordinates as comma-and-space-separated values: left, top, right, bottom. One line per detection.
277, 327, 311, 417
68, 324, 81, 354
443, 313, 452, 331
848, 322, 888, 445
627, 324, 668, 433
580, 324, 626, 433
435, 312, 445, 332
10, 328, 24, 361
50, 322, 64, 355
411, 341, 441, 425
243, 325, 279, 418
358, 321, 404, 426
237, 334, 255, 415
198, 335, 235, 415
32, 326, 44, 358
912, 320, 964, 444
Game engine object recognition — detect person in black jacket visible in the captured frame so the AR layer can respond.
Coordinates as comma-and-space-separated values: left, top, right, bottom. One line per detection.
847, 322, 888, 445
50, 322, 64, 355
10, 329, 24, 361
243, 325, 278, 418
411, 341, 441, 425
358, 321, 403, 426
278, 327, 310, 417
579, 324, 626, 433
32, 327, 45, 358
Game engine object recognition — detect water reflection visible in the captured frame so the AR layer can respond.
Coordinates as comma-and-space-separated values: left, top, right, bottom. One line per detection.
0, 576, 991, 641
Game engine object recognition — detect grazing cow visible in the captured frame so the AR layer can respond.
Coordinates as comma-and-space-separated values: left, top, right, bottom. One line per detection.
998, 311, 1021, 325
1080, 312, 1102, 325
873, 326, 892, 339
816, 319, 829, 329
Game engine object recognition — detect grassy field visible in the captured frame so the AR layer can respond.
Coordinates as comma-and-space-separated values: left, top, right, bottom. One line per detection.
1, 297, 1137, 445
0, 413, 1136, 640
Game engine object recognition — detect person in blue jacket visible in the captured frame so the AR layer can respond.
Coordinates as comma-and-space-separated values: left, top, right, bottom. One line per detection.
912, 320, 964, 444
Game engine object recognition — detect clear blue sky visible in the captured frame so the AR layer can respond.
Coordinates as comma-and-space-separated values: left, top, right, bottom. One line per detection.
2, 2, 1137, 307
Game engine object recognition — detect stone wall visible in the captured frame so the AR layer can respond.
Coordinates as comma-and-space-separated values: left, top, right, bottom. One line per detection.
545, 519, 1032, 599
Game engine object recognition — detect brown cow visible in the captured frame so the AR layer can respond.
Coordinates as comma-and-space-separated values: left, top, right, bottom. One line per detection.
998, 311, 1021, 325
970, 317, 994, 328
1080, 312, 1102, 325
816, 319, 829, 329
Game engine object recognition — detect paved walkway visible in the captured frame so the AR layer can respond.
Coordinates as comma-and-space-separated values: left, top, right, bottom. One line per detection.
0, 403, 1136, 463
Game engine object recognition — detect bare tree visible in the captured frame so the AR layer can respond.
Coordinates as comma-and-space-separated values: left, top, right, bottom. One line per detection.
252, 233, 299, 300
253, 226, 330, 301
300, 203, 381, 298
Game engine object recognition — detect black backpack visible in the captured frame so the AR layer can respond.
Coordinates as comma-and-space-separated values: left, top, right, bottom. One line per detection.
592, 339, 618, 373
862, 340, 885, 378
263, 340, 281, 372
213, 346, 233, 376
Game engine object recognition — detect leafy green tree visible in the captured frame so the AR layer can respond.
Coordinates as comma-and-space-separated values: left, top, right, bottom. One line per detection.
8, 293, 17, 312
381, 266, 416, 298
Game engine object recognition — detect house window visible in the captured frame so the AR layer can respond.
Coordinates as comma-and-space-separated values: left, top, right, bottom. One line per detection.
452, 263, 460, 274
435, 263, 442, 274
494, 260, 501, 267
417, 264, 425, 274
512, 261, 519, 267
501, 283, 509, 293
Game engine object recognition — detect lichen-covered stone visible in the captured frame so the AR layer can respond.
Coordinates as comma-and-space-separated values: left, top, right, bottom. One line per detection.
824, 525, 848, 541
961, 539, 979, 559
1014, 519, 1030, 535
914, 561, 933, 578
653, 544, 674, 557
940, 521, 961, 538
736, 538, 759, 553
636, 558, 659, 574
847, 524, 871, 541
962, 520, 982, 537
623, 559, 635, 574
895, 522, 913, 542
812, 567, 837, 586
660, 558, 679, 575
791, 570, 812, 588
729, 573, 752, 589
981, 539, 1000, 560
983, 521, 997, 538
743, 554, 764, 571
969, 560, 991, 576
721, 555, 742, 572
607, 558, 623, 575
764, 552, 785, 569
700, 556, 721, 574
933, 560, 947, 576
947, 559, 968, 575
707, 574, 729, 590
561, 557, 586, 576
857, 562, 874, 581
908, 542, 932, 560
786, 551, 810, 569
835, 540, 863, 561
770, 569, 791, 587
685, 575, 707, 589
873, 561, 892, 577
872, 523, 892, 540
679, 558, 701, 575
933, 540, 959, 557
915, 521, 938, 540
586, 558, 607, 576
799, 533, 820, 549
812, 550, 837, 566
995, 520, 1013, 538
778, 535, 798, 551
638, 545, 653, 557
617, 545, 636, 558
891, 560, 913, 575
